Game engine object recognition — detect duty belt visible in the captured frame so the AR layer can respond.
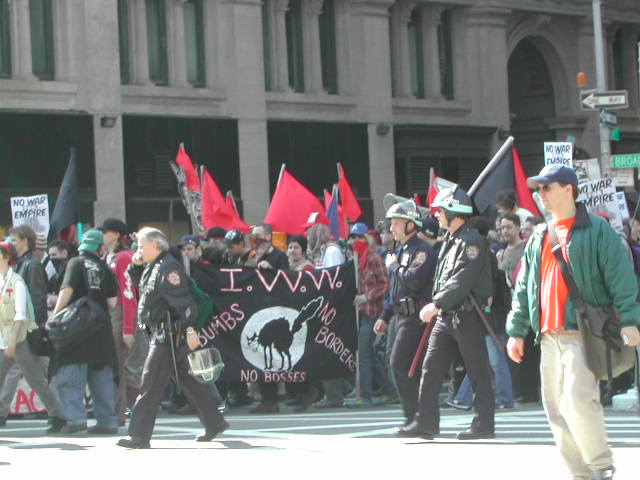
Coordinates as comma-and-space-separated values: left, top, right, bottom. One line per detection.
395, 297, 427, 316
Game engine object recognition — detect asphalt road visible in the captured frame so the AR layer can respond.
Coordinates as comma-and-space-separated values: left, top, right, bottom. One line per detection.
1, 404, 638, 479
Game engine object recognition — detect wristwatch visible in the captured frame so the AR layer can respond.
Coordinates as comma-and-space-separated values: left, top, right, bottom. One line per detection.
186, 327, 196, 335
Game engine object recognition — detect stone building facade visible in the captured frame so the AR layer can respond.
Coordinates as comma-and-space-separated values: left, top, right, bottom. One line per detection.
0, 0, 639, 237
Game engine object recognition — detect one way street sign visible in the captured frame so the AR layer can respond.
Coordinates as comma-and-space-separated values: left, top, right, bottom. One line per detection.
580, 90, 628, 110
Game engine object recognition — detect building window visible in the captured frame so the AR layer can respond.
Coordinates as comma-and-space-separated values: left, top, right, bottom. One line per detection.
0, 0, 10, 78
438, 9, 454, 100
118, 0, 130, 84
285, 0, 304, 92
319, 0, 338, 94
408, 7, 424, 98
146, 0, 168, 86
184, 0, 205, 87
29, 0, 55, 80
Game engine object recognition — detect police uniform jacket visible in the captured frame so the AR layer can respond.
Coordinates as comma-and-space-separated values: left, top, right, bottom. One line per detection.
127, 251, 198, 333
432, 223, 492, 313
381, 234, 436, 322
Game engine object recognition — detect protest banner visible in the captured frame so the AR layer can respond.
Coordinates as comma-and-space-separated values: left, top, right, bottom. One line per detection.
10, 194, 50, 236
577, 178, 623, 231
190, 261, 358, 383
544, 142, 573, 167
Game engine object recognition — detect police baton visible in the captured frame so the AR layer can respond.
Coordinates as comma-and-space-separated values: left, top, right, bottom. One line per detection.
408, 319, 436, 378
166, 313, 182, 395
467, 293, 504, 353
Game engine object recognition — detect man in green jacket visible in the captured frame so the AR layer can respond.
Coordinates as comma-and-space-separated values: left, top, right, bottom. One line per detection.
506, 165, 640, 480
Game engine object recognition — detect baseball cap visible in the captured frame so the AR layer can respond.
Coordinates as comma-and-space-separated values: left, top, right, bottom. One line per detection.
527, 165, 578, 190
78, 229, 104, 253
349, 222, 369, 236
206, 227, 227, 240
98, 218, 127, 235
179, 234, 200, 248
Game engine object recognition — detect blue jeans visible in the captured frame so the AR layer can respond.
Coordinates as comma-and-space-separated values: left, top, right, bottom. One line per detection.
358, 314, 394, 398
57, 363, 117, 428
455, 333, 514, 408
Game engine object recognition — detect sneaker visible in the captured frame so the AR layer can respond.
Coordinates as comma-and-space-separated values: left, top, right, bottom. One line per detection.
313, 397, 343, 409
87, 425, 118, 435
446, 399, 471, 411
496, 403, 514, 410
590, 466, 615, 479
46, 417, 67, 434
343, 397, 372, 408
371, 394, 399, 406
60, 423, 87, 434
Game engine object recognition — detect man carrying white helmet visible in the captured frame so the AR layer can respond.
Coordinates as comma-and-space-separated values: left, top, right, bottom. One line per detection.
373, 199, 437, 429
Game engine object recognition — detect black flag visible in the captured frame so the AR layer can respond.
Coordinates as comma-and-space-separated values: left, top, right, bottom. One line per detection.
48, 148, 79, 241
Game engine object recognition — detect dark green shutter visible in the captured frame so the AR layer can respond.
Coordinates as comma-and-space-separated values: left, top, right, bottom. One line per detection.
285, 0, 304, 92
408, 7, 424, 99
184, 0, 205, 87
319, 0, 337, 94
0, 0, 10, 78
438, 9, 454, 100
146, 0, 168, 86
29, 0, 54, 80
262, 1, 272, 90
118, 0, 130, 84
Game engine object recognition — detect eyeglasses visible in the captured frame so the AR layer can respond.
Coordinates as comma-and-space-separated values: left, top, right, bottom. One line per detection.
535, 184, 555, 193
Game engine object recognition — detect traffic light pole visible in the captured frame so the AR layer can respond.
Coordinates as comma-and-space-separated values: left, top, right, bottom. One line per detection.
592, 0, 611, 167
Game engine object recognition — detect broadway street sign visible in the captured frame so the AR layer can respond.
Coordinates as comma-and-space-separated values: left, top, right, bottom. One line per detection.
611, 153, 640, 169
580, 90, 628, 110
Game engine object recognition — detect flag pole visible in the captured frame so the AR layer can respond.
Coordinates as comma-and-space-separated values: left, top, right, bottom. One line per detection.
336, 162, 342, 179
353, 251, 360, 398
468, 136, 514, 196
277, 163, 286, 186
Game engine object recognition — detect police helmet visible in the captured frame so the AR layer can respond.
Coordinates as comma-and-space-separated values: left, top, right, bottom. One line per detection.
385, 200, 423, 227
431, 187, 473, 214
187, 347, 225, 383
224, 229, 244, 246
349, 222, 369, 236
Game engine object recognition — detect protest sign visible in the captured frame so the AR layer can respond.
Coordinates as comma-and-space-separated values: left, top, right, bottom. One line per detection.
10, 194, 50, 236
616, 192, 630, 221
577, 178, 622, 231
573, 158, 601, 183
190, 261, 358, 383
544, 142, 573, 167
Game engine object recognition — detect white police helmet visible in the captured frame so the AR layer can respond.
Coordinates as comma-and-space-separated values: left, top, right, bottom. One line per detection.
187, 347, 225, 383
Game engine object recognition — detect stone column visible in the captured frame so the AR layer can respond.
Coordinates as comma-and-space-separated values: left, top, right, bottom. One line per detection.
272, 0, 291, 91
465, 7, 511, 130
351, 0, 395, 221
82, 0, 126, 223
131, 0, 151, 84
304, 0, 324, 93
389, 1, 414, 98
423, 6, 444, 99
169, 0, 189, 86
11, 0, 36, 79
231, 0, 270, 224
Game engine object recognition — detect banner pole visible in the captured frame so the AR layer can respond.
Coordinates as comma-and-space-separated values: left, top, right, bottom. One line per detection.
353, 252, 360, 398
468, 136, 514, 196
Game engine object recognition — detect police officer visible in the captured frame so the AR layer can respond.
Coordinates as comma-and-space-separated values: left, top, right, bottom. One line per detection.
374, 199, 437, 427
399, 187, 495, 439
117, 227, 228, 449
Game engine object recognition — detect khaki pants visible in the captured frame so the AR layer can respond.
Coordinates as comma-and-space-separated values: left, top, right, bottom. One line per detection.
540, 330, 613, 478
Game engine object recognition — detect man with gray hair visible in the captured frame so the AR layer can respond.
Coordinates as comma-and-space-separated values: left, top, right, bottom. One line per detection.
117, 227, 228, 448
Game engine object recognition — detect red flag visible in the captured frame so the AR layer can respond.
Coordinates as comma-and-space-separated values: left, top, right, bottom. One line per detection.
201, 168, 249, 233
512, 147, 541, 217
175, 144, 200, 192
265, 169, 327, 235
224, 191, 250, 233
337, 164, 362, 221
413, 193, 421, 206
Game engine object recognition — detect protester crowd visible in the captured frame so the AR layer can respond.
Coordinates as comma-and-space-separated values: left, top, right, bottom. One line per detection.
1, 163, 639, 478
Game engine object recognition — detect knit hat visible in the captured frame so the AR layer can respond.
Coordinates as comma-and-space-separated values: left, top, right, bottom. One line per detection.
35, 232, 48, 250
